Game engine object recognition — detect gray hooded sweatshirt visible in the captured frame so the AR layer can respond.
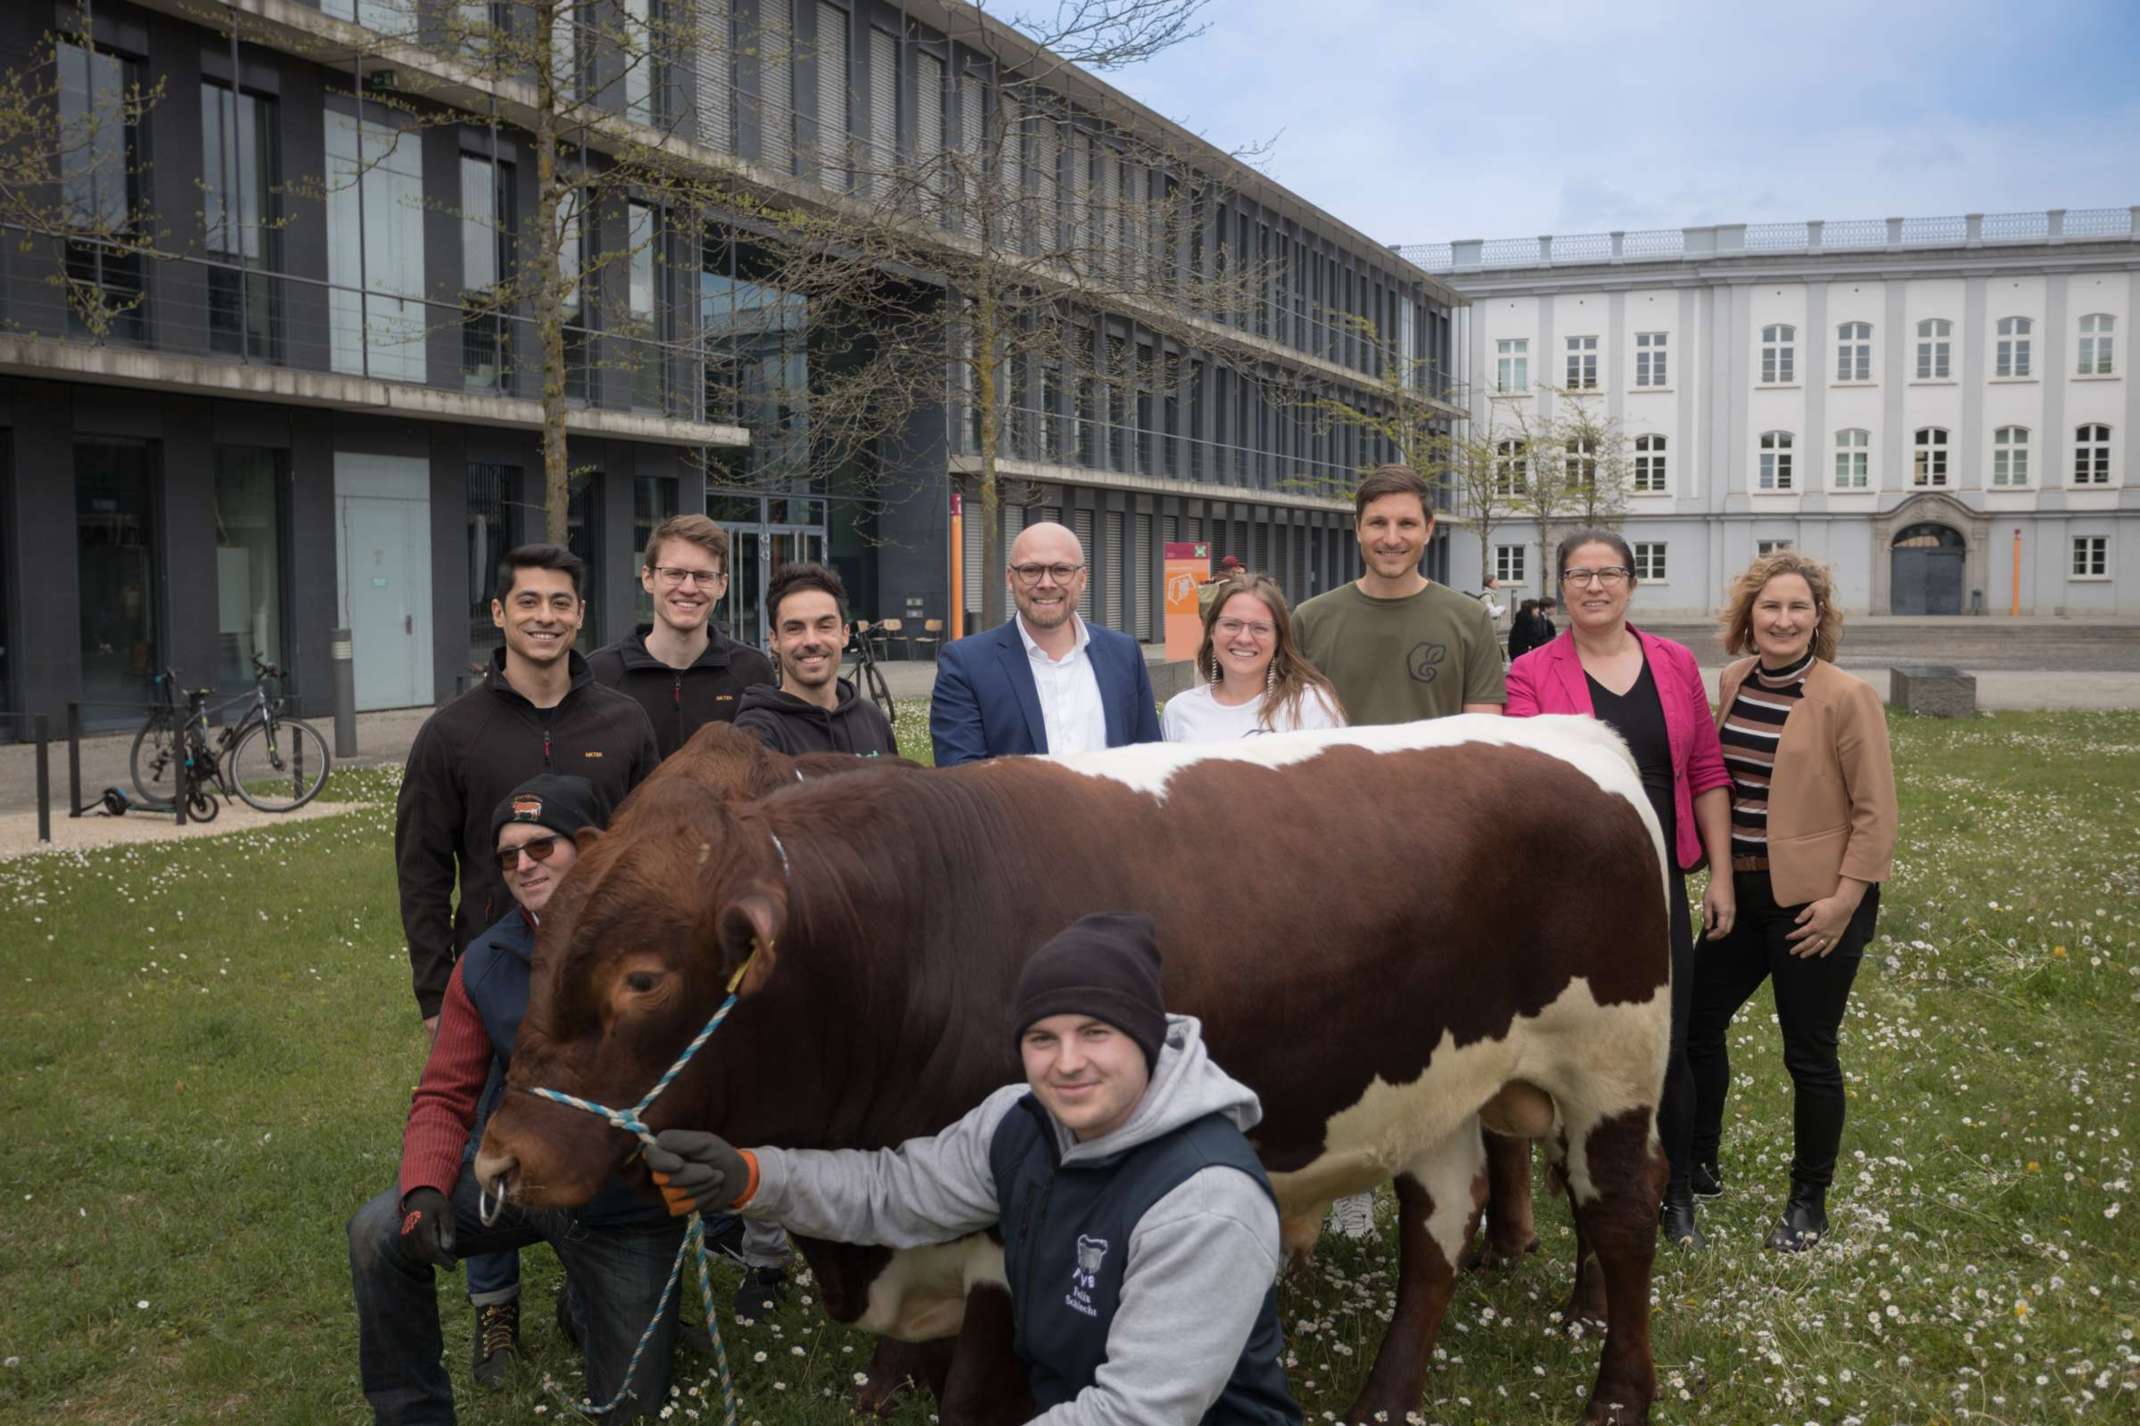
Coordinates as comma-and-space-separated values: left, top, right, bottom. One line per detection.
746, 1014, 1284, 1426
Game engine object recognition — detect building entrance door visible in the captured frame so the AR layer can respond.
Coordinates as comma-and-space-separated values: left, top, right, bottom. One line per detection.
1890, 523, 1965, 615
334, 453, 434, 709
720, 525, 825, 649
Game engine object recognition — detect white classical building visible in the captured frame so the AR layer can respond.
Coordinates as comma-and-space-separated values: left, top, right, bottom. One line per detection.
1401, 208, 2140, 617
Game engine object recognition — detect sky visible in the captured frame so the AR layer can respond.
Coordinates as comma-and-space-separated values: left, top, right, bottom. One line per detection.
1082, 0, 2140, 248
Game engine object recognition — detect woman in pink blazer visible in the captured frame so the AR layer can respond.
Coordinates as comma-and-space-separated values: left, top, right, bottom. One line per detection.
1502, 528, 1736, 1250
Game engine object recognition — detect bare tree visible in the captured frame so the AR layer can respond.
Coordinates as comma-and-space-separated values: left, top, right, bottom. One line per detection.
1426, 400, 1530, 589
747, 0, 1272, 626
1486, 387, 1632, 595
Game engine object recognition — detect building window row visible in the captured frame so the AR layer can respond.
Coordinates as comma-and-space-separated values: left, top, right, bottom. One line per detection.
1749, 424, 2118, 491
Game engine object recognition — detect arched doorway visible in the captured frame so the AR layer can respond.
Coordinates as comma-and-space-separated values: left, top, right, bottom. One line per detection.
1890, 523, 1965, 614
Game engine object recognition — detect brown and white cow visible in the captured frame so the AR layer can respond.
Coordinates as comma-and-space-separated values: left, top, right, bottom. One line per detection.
478, 716, 1673, 1425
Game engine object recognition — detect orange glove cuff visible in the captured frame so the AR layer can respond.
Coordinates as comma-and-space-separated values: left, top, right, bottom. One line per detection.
733, 1149, 761, 1208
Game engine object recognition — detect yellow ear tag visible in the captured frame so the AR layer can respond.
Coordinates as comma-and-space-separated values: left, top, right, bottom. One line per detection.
726, 939, 769, 996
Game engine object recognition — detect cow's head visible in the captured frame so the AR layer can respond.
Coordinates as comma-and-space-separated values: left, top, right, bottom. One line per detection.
473, 776, 792, 1209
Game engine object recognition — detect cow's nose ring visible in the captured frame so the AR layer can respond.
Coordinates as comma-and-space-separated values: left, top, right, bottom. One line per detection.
478, 1176, 506, 1227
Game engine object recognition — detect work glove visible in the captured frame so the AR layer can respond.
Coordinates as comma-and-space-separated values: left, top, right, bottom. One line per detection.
645, 1129, 750, 1217
399, 1187, 456, 1268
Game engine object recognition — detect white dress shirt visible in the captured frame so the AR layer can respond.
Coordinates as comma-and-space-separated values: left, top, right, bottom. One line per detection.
1015, 612, 1107, 755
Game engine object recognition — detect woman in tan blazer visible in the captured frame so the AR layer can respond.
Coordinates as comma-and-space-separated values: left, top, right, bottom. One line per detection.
1688, 551, 1897, 1252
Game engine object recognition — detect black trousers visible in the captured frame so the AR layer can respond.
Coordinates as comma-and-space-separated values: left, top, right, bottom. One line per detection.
1658, 871, 1695, 1196
1686, 872, 1881, 1191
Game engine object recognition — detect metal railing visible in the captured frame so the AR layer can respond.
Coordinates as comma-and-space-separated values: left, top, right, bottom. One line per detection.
1397, 206, 2140, 273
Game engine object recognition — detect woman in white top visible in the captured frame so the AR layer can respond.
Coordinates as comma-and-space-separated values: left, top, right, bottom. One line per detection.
1164, 573, 1346, 741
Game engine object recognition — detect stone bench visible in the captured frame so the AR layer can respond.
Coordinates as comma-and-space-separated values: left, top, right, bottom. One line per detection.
1889, 663, 1977, 718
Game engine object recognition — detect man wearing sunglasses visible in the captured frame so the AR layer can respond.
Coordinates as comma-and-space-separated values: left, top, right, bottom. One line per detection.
930, 521, 1162, 766
590, 515, 776, 760
352, 774, 691, 1425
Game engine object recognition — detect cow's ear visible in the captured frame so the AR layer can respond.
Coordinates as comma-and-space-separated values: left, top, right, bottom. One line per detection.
714, 891, 783, 997
574, 826, 603, 853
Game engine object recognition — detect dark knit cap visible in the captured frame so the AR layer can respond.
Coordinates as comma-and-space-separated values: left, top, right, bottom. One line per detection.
490, 773, 607, 848
1010, 912, 1168, 1070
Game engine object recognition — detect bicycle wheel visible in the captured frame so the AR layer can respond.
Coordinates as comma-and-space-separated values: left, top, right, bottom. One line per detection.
228, 717, 332, 812
130, 712, 180, 805
861, 660, 896, 729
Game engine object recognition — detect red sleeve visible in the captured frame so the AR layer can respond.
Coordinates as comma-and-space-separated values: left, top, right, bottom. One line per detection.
1673, 643, 1733, 797
399, 960, 493, 1202
1503, 650, 1542, 718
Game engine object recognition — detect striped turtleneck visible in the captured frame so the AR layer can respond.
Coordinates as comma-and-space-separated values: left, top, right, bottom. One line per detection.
1721, 648, 1816, 867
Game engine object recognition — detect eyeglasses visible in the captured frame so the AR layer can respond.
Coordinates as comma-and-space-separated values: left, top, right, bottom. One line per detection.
1561, 567, 1631, 588
652, 565, 724, 588
1009, 563, 1085, 585
1214, 617, 1275, 640
496, 834, 563, 873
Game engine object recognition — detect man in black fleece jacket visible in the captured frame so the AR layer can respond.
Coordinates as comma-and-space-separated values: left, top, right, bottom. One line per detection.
395, 545, 659, 1031
587, 514, 774, 758
733, 563, 898, 757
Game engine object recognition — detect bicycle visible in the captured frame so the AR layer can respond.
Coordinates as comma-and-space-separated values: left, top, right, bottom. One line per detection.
130, 654, 333, 815
844, 624, 897, 729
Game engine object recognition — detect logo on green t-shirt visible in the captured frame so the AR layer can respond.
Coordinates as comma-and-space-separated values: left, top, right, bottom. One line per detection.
1406, 641, 1448, 685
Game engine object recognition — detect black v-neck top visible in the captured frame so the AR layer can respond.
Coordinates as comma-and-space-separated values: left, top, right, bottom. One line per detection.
1586, 658, 1677, 853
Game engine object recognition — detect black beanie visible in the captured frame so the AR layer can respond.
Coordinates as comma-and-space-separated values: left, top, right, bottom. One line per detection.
490, 773, 607, 848
1010, 912, 1168, 1070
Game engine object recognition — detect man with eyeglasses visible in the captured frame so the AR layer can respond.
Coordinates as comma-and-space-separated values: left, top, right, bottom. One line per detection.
354, 774, 692, 1424
394, 543, 659, 1382
590, 514, 776, 760
930, 521, 1162, 766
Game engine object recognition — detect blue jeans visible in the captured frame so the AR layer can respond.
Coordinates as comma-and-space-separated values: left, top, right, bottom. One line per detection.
348, 1167, 686, 1424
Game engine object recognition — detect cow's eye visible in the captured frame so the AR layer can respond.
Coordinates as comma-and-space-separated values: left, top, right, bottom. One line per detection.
625, 971, 660, 994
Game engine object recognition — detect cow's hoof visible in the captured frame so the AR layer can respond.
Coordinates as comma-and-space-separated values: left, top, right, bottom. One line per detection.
1462, 1231, 1540, 1272
1556, 1299, 1609, 1336
1340, 1394, 1410, 1426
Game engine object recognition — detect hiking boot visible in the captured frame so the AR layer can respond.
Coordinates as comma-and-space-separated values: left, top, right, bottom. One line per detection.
1762, 1182, 1830, 1253
471, 1299, 520, 1389
732, 1266, 787, 1322
1691, 1159, 1724, 1199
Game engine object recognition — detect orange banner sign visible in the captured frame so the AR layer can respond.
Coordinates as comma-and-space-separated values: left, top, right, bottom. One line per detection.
1163, 542, 1211, 661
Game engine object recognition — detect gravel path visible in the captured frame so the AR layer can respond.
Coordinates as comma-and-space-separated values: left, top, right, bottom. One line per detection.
0, 798, 370, 861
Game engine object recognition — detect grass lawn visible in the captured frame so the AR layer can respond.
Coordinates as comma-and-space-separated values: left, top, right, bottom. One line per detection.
1, 709, 2136, 1425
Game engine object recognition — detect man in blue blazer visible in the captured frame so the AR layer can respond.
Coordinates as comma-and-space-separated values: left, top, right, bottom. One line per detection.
930, 521, 1163, 766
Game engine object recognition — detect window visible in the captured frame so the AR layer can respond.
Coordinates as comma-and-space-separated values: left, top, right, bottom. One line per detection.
1565, 334, 1597, 390
1633, 542, 1666, 581
2074, 424, 2112, 485
75, 439, 161, 713
1493, 439, 1528, 495
58, 41, 146, 340
326, 109, 426, 381
2071, 536, 2107, 578
1836, 321, 1872, 382
201, 82, 279, 358
1635, 331, 1667, 387
1633, 433, 1667, 492
633, 474, 679, 623
814, 0, 850, 190
467, 462, 513, 667
1760, 324, 1795, 384
1758, 431, 1794, 490
1567, 436, 1597, 491
626, 201, 661, 409
1495, 544, 1525, 584
1495, 338, 1528, 394
1992, 426, 2030, 486
622, 0, 659, 124
1916, 318, 1952, 379
213, 447, 287, 689
2079, 314, 2115, 376
459, 151, 516, 388
1757, 539, 1793, 555
1833, 428, 1869, 489
1995, 316, 2032, 378
1912, 427, 1950, 486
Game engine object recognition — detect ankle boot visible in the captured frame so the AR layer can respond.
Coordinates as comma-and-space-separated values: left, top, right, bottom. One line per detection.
1762, 1181, 1829, 1252
1690, 1159, 1724, 1199
1660, 1185, 1706, 1249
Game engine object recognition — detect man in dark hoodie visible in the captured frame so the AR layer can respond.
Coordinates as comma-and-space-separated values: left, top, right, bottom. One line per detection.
392, 544, 659, 1376
588, 514, 776, 758
644, 913, 1301, 1426
733, 562, 899, 757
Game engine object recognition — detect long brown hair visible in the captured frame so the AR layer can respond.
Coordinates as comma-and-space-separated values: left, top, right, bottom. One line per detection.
1196, 574, 1346, 731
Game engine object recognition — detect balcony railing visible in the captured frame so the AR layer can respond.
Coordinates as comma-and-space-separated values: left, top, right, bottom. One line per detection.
1397, 206, 2140, 274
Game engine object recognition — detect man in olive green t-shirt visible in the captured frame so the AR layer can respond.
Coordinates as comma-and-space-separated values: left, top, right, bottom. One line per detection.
1293, 466, 1506, 725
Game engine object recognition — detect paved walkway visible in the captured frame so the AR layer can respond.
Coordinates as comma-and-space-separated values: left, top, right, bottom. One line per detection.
0, 798, 371, 861
3, 633, 2136, 819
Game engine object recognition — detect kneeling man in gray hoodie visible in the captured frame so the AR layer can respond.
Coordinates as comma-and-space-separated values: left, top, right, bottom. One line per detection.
644, 911, 1302, 1426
